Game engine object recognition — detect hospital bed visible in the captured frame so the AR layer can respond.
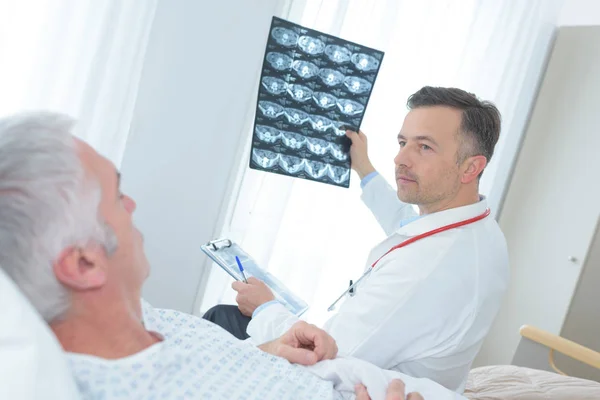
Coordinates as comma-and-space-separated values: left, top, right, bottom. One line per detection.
465, 325, 600, 399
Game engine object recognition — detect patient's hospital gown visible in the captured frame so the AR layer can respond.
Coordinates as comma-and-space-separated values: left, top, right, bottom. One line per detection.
66, 303, 462, 400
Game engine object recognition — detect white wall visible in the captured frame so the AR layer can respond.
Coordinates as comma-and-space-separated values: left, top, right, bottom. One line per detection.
559, 0, 600, 25
474, 0, 600, 367
120, 0, 286, 312
559, 218, 600, 381
475, 25, 600, 367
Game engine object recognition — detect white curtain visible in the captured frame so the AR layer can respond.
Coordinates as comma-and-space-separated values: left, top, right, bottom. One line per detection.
0, 0, 157, 166
198, 0, 565, 325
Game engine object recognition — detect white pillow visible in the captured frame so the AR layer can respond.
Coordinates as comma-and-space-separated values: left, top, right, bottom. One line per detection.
0, 268, 80, 399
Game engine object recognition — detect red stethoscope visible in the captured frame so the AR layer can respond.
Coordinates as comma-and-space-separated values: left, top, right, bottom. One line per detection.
327, 208, 491, 311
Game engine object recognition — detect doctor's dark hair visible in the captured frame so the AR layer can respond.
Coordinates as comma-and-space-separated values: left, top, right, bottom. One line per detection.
407, 86, 502, 176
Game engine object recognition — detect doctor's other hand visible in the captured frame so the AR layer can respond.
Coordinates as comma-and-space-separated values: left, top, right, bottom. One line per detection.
258, 321, 338, 366
346, 129, 376, 180
355, 380, 424, 400
232, 277, 275, 316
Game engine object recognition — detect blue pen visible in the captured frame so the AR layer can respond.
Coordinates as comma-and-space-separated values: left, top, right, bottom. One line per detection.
235, 256, 248, 284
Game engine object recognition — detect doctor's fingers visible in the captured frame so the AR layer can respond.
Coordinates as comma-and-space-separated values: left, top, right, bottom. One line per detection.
354, 384, 370, 400
232, 278, 269, 292
355, 380, 421, 400
345, 129, 367, 143
231, 281, 247, 292
385, 379, 406, 400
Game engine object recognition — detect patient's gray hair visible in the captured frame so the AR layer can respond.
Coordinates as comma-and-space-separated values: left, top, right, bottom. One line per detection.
0, 112, 117, 322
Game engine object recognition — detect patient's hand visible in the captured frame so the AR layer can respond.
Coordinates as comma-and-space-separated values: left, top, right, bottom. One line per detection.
258, 321, 338, 366
355, 380, 424, 400
232, 277, 275, 316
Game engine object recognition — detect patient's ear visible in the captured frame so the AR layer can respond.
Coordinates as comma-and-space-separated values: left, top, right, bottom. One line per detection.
53, 245, 107, 290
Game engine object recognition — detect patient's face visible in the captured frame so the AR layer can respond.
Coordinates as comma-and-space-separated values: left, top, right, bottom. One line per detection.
76, 139, 149, 294
394, 106, 463, 210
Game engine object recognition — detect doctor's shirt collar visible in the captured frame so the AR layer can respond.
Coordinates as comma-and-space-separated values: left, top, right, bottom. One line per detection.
396, 196, 489, 236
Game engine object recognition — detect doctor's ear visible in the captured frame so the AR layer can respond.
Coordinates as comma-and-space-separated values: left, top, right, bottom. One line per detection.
460, 155, 487, 184
53, 245, 107, 290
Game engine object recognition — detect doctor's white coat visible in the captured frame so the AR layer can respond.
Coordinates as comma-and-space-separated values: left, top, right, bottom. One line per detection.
247, 174, 509, 392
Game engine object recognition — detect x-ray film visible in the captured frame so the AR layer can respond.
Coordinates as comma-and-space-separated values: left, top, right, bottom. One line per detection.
249, 17, 384, 188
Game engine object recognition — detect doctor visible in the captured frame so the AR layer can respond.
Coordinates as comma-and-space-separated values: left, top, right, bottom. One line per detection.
214, 86, 510, 392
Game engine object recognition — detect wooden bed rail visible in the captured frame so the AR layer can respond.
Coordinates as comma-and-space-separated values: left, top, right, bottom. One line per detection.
520, 325, 600, 374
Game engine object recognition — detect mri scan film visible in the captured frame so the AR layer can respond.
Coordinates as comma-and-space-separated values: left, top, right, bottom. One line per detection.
250, 17, 384, 188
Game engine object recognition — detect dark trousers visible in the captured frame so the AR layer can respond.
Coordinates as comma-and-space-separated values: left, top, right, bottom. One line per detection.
202, 304, 252, 340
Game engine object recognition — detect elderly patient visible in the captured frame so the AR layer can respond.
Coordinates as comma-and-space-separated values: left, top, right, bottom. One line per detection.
0, 112, 450, 400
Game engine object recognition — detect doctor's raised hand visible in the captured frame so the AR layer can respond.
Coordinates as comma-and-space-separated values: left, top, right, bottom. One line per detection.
346, 129, 376, 179
232, 277, 275, 316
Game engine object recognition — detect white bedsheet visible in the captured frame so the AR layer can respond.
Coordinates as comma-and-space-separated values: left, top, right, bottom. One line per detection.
309, 356, 466, 399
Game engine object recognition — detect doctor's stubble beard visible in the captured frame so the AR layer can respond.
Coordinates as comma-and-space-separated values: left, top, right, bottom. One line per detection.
395, 166, 462, 208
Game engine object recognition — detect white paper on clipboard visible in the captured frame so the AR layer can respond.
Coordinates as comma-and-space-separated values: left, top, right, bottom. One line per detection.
201, 238, 309, 316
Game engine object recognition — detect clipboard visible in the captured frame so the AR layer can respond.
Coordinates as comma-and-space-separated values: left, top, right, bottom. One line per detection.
201, 238, 309, 316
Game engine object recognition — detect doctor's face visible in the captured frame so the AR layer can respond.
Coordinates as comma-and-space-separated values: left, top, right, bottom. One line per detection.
394, 106, 464, 210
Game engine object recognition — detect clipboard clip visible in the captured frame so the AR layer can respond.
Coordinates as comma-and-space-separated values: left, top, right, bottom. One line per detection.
206, 238, 233, 251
